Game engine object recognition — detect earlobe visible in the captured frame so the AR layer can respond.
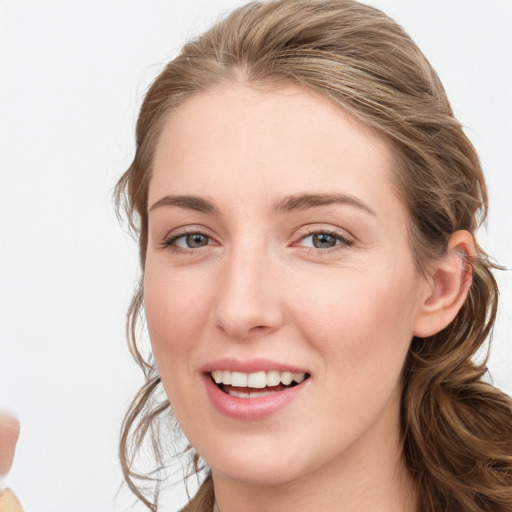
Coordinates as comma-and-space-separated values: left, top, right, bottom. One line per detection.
413, 230, 475, 338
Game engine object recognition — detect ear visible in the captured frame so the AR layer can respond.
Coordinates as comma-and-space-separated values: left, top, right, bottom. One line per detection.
413, 230, 475, 338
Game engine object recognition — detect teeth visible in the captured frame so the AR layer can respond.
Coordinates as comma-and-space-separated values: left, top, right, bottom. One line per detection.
247, 371, 266, 388
281, 371, 293, 385
231, 371, 248, 387
226, 389, 276, 398
211, 370, 308, 388
293, 372, 305, 383
266, 370, 280, 387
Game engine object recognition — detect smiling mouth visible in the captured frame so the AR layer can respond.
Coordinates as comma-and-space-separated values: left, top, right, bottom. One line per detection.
210, 370, 311, 398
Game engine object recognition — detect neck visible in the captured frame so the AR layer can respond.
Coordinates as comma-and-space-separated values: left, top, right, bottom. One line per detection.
214, 454, 416, 512
213, 461, 416, 512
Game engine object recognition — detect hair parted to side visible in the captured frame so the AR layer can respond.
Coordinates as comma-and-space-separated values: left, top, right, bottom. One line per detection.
115, 1, 512, 510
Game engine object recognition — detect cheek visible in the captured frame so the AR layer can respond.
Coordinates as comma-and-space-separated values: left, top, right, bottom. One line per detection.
143, 263, 211, 368
285, 267, 420, 446
143, 265, 214, 423
292, 264, 420, 375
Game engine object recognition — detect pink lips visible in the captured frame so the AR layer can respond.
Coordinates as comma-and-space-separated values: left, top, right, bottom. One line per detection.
200, 357, 308, 374
201, 358, 310, 421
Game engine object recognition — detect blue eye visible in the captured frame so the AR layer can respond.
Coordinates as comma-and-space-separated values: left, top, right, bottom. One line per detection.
309, 233, 339, 248
168, 233, 210, 249
299, 231, 352, 250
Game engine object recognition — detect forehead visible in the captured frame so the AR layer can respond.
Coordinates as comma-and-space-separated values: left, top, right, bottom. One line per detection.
149, 83, 399, 210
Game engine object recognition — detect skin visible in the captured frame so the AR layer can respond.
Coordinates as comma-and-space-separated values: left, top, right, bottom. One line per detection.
144, 83, 472, 512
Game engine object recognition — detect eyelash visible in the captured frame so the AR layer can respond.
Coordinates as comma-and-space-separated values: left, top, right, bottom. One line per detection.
161, 229, 215, 255
296, 228, 354, 254
161, 228, 354, 255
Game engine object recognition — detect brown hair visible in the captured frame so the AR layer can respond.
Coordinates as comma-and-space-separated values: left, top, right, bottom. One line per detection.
115, 1, 512, 510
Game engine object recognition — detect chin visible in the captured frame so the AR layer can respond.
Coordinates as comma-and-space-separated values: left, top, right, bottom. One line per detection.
195, 429, 330, 488
209, 454, 308, 487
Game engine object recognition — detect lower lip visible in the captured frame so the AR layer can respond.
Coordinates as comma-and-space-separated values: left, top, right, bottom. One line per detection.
203, 375, 309, 421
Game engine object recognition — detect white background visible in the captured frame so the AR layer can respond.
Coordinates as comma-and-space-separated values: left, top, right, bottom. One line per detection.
1, 1, 511, 511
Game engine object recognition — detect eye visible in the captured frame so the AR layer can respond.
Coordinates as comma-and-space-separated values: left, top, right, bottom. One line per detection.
298, 230, 353, 250
164, 232, 211, 250
303, 232, 339, 249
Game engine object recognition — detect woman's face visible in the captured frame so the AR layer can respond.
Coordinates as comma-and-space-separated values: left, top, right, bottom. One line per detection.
144, 84, 431, 486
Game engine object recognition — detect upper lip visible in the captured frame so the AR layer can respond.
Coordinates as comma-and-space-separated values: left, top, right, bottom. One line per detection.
200, 358, 309, 374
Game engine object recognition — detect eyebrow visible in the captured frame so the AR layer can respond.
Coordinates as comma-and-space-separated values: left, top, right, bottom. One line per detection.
149, 192, 376, 216
149, 195, 219, 214
273, 193, 376, 216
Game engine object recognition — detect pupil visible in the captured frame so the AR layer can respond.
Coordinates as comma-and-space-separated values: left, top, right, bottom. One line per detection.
313, 233, 337, 248
186, 233, 208, 248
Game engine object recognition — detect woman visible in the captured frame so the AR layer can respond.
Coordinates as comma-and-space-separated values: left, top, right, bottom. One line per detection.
115, 0, 512, 511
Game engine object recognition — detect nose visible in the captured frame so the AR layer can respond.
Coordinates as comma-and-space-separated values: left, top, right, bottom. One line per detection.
211, 243, 285, 341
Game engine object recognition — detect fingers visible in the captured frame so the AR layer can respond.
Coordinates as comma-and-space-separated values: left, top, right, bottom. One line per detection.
0, 413, 20, 478
0, 489, 23, 512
